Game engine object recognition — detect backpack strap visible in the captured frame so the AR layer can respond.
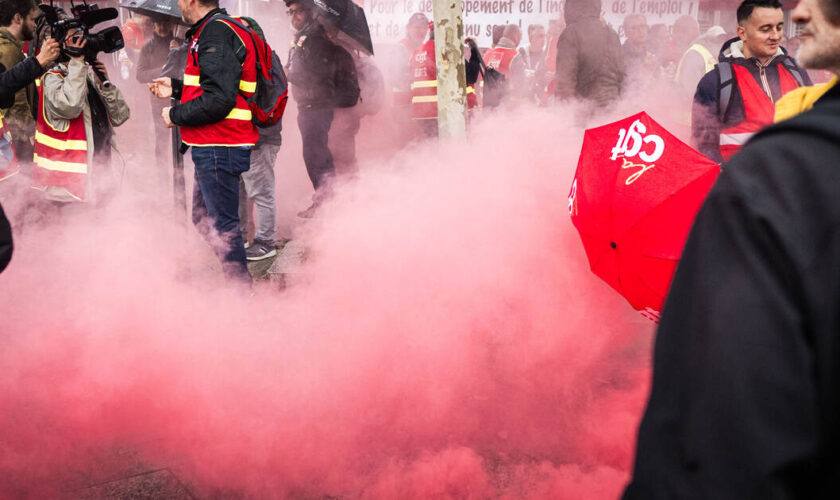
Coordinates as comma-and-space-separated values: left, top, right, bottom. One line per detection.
717, 61, 735, 122
781, 57, 806, 88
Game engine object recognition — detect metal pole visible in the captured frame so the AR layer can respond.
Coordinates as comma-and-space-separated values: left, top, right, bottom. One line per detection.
432, 0, 467, 140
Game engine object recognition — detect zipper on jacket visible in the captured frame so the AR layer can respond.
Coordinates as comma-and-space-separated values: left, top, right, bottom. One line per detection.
756, 57, 776, 103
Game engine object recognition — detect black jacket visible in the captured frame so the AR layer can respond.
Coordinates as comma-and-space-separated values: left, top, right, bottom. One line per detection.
0, 57, 44, 109
136, 32, 176, 85
170, 8, 248, 127
692, 37, 811, 163
286, 22, 359, 110
0, 201, 11, 274
624, 82, 840, 500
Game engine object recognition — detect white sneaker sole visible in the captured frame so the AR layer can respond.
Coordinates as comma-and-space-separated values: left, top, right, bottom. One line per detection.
246, 248, 277, 261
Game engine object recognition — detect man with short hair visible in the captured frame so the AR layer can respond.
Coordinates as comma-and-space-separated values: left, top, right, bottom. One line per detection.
691, 0, 811, 163
624, 0, 840, 496
150, 0, 259, 284
622, 14, 661, 78
391, 12, 427, 108
0, 0, 40, 163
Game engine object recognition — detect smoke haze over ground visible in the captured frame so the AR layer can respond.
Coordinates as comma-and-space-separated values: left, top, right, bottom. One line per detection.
1, 86, 660, 497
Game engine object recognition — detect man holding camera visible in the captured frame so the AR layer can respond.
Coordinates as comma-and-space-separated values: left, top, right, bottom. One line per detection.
33, 31, 130, 203
150, 0, 259, 285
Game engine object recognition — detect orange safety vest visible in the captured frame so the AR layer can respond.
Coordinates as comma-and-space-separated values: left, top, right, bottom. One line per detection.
719, 63, 801, 162
483, 46, 518, 77
0, 115, 19, 182
179, 15, 258, 147
410, 39, 476, 120
32, 73, 89, 201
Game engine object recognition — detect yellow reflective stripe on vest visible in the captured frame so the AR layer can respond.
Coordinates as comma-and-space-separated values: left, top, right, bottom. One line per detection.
226, 107, 252, 120
412, 95, 437, 103
411, 80, 437, 89
466, 86, 475, 94
183, 74, 200, 86
35, 131, 87, 151
184, 74, 254, 93
33, 154, 87, 173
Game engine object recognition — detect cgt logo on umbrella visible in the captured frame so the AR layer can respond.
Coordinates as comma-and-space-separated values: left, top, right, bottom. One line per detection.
569, 112, 720, 320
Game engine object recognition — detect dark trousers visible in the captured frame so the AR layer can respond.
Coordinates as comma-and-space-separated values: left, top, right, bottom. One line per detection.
191, 146, 251, 284
297, 107, 334, 191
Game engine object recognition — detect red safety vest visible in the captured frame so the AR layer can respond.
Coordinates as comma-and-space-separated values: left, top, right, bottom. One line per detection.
0, 116, 19, 182
410, 39, 476, 120
179, 15, 258, 147
393, 38, 415, 107
719, 63, 801, 161
483, 46, 518, 77
32, 73, 89, 201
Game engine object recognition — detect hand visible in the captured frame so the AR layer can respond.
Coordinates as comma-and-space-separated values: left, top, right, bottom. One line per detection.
35, 38, 60, 67
169, 39, 180, 50
149, 77, 172, 98
91, 59, 109, 84
162, 106, 174, 128
64, 30, 87, 61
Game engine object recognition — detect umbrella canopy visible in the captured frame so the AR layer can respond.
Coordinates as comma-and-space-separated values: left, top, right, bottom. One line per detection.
119, 0, 185, 24
313, 0, 374, 55
569, 111, 720, 320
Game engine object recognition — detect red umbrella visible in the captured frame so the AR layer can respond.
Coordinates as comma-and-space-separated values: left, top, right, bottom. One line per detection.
568, 111, 720, 320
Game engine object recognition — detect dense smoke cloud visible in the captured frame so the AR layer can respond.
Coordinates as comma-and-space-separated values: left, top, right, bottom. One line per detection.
0, 90, 655, 497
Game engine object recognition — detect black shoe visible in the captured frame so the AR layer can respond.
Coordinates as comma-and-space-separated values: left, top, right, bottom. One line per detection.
245, 240, 277, 261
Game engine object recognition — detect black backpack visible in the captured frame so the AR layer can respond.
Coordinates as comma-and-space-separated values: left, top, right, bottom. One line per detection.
468, 41, 507, 108
221, 15, 289, 128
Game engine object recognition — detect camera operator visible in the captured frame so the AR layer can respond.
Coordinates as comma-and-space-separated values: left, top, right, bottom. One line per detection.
31, 31, 130, 203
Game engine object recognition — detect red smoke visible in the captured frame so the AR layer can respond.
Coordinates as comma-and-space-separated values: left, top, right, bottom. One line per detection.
0, 101, 654, 497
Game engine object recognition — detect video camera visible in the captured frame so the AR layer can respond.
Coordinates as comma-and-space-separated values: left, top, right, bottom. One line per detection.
38, 1, 124, 74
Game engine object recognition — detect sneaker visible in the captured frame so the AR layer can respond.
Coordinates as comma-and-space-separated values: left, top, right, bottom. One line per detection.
245, 240, 277, 261
297, 202, 318, 219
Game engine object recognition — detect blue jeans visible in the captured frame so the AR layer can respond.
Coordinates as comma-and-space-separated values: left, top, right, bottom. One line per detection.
191, 146, 251, 283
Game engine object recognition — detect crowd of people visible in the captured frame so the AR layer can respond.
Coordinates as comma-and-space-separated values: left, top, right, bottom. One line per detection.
0, 0, 830, 289
2, 0, 840, 495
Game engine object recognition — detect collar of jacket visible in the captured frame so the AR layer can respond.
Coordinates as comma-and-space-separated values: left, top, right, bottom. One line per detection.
722, 38, 785, 66
496, 37, 517, 49
296, 20, 324, 39
185, 7, 227, 40
775, 76, 838, 122
0, 28, 22, 49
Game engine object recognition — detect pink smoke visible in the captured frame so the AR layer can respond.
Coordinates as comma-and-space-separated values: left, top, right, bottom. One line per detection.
0, 97, 655, 497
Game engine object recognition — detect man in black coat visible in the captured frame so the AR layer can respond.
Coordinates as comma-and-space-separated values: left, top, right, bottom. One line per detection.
285, 0, 359, 218
623, 0, 840, 497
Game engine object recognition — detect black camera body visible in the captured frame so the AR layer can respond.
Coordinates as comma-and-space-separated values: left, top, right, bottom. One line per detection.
39, 1, 125, 61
